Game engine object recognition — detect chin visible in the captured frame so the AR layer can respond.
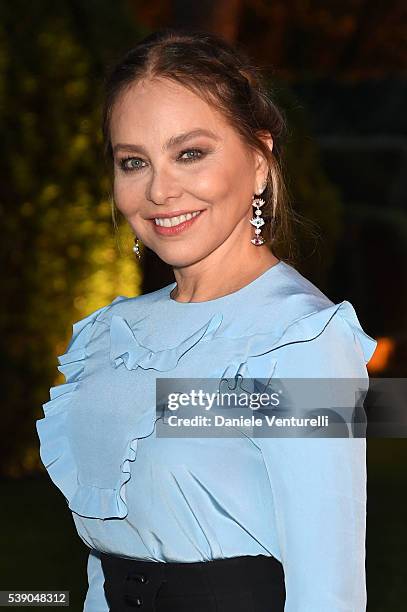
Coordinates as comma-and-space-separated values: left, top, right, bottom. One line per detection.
154, 246, 210, 268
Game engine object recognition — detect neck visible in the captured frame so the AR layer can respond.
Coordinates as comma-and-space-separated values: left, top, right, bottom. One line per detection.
170, 241, 280, 303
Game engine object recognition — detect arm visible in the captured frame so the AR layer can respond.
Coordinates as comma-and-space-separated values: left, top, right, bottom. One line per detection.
261, 437, 367, 611
83, 549, 109, 612
257, 313, 371, 611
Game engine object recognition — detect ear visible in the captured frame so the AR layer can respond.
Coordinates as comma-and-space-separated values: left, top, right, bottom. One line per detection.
253, 131, 273, 195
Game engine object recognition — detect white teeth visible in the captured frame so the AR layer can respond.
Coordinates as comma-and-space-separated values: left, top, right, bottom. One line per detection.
154, 210, 201, 227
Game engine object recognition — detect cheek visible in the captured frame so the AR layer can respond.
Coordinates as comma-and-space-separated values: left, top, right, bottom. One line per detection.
185, 156, 247, 203
187, 168, 230, 202
187, 155, 253, 216
113, 176, 143, 214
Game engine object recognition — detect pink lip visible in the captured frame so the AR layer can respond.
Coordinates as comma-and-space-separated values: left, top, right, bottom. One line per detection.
151, 210, 205, 236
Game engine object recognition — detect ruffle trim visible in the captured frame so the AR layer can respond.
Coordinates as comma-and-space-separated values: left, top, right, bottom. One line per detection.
37, 297, 377, 520
218, 299, 377, 380
36, 296, 131, 518
68, 437, 140, 519
110, 311, 223, 371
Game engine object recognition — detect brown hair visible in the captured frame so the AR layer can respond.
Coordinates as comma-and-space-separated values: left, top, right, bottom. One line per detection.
102, 28, 298, 261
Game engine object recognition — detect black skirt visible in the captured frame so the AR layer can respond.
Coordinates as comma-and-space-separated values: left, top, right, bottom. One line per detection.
100, 552, 286, 611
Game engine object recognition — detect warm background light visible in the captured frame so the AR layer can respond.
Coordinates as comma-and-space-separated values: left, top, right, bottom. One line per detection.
368, 337, 396, 374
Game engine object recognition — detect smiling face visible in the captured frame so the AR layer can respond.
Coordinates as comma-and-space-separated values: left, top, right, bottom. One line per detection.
110, 77, 270, 268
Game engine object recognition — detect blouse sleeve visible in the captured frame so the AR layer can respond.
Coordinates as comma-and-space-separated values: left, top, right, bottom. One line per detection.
253, 310, 375, 612
83, 550, 109, 612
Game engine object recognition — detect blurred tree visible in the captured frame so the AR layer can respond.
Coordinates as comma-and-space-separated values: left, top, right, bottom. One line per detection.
0, 0, 144, 477
130, 0, 407, 78
240, 0, 407, 79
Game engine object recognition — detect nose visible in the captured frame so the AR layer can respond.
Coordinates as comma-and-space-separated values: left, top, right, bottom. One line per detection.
146, 166, 182, 206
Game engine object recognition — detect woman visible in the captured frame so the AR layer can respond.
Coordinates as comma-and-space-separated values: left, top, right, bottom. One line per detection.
36, 29, 377, 611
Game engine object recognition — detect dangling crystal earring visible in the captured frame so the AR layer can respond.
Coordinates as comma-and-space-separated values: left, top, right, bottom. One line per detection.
250, 191, 266, 246
133, 237, 141, 260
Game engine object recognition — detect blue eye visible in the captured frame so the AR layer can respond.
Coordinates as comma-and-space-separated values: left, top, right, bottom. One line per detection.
119, 157, 147, 172
179, 149, 204, 162
117, 149, 206, 172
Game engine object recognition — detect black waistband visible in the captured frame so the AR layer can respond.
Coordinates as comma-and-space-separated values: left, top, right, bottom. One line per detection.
100, 552, 285, 611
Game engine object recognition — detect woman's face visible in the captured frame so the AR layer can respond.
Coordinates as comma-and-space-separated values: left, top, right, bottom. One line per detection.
110, 77, 270, 267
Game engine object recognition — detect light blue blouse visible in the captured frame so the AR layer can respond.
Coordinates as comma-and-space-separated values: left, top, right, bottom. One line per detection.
36, 260, 377, 612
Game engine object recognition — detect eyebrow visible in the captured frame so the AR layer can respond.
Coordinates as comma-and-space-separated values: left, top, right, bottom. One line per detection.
112, 128, 219, 156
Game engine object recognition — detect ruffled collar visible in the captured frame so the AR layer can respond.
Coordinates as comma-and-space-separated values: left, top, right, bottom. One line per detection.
110, 311, 223, 371
109, 298, 377, 379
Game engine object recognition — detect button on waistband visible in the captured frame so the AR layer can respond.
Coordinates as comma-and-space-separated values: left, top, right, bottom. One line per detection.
124, 593, 144, 607
127, 572, 149, 584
